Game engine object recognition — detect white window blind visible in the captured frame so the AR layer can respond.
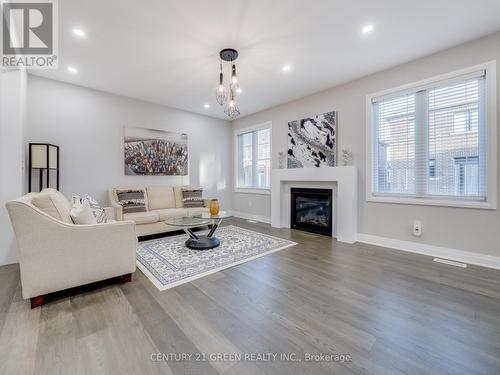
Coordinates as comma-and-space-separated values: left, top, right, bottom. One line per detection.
371, 70, 486, 201
236, 127, 271, 189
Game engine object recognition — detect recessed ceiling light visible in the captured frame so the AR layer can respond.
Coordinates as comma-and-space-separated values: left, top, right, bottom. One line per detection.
73, 28, 86, 38
67, 66, 78, 74
282, 64, 292, 72
203, 103, 210, 109
236, 88, 242, 94
361, 24, 374, 34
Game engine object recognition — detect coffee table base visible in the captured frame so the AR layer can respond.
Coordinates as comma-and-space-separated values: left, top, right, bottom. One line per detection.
185, 236, 220, 250
182, 219, 223, 250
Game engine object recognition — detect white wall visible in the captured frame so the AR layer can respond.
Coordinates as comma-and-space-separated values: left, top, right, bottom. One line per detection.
0, 69, 27, 265
26, 75, 232, 212
232, 31, 500, 258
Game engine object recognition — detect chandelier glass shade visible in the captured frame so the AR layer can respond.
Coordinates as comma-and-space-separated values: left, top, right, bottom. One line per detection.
215, 67, 227, 106
224, 90, 240, 119
216, 49, 241, 118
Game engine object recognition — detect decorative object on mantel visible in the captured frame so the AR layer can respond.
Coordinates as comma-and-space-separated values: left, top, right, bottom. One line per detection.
278, 151, 285, 169
341, 147, 352, 166
287, 111, 337, 168
209, 199, 220, 215
215, 48, 241, 119
28, 143, 59, 192
124, 126, 188, 176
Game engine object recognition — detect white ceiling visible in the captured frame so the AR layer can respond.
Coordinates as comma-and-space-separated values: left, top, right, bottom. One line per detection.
32, 0, 500, 120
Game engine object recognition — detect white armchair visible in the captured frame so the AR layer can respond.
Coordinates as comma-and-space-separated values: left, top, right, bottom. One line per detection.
6, 191, 137, 308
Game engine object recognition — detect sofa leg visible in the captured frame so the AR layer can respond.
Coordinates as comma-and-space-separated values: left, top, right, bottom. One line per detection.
31, 295, 45, 309
121, 273, 132, 283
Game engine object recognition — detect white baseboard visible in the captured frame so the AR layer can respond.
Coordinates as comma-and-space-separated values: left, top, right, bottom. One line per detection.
357, 233, 500, 271
229, 210, 271, 224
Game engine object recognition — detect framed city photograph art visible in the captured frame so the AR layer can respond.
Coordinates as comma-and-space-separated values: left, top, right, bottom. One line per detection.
124, 127, 188, 176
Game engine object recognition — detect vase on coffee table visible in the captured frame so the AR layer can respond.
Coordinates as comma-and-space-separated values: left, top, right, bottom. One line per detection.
209, 199, 220, 215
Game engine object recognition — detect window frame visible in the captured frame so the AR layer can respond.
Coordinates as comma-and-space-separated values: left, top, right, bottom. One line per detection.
366, 61, 497, 209
233, 121, 272, 195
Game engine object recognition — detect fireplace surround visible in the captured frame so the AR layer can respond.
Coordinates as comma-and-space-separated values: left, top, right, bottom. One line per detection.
270, 166, 357, 243
291, 188, 332, 236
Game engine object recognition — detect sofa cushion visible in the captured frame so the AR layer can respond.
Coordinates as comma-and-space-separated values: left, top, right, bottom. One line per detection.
173, 186, 198, 208
146, 186, 175, 210
123, 211, 159, 225
156, 208, 189, 221
116, 189, 147, 214
32, 189, 72, 223
186, 207, 209, 216
182, 188, 205, 208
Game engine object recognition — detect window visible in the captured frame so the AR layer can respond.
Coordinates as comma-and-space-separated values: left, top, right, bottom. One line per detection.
454, 156, 479, 195
235, 123, 271, 191
429, 159, 436, 178
373, 93, 416, 194
453, 110, 475, 133
367, 62, 497, 209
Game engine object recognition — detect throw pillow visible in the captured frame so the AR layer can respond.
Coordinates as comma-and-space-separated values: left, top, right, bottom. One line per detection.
71, 193, 82, 206
70, 200, 97, 225
83, 194, 108, 223
116, 189, 147, 214
182, 188, 204, 208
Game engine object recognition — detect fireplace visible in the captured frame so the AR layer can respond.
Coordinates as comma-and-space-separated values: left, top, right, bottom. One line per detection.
290, 188, 332, 236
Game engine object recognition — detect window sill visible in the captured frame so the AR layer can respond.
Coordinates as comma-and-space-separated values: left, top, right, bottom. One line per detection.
366, 195, 496, 210
234, 188, 271, 195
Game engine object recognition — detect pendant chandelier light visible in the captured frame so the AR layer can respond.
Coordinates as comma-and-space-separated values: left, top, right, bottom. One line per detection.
216, 48, 241, 119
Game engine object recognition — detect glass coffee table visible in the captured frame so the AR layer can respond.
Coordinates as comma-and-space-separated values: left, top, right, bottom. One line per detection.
164, 211, 232, 250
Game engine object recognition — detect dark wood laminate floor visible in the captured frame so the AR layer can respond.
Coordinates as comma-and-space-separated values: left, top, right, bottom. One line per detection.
1, 218, 500, 375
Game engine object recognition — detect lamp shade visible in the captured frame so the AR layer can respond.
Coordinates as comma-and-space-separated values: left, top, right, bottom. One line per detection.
49, 145, 58, 169
30, 144, 58, 169
31, 144, 47, 168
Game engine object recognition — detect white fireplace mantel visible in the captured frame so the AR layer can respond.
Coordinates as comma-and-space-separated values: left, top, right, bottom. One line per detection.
271, 166, 357, 243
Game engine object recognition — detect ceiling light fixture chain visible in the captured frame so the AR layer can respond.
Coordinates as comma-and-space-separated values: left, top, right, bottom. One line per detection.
216, 48, 241, 119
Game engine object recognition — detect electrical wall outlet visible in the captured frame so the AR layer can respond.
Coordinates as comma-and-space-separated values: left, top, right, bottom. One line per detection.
413, 220, 422, 236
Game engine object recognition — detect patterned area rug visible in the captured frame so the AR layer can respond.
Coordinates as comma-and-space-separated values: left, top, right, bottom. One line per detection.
136, 225, 297, 291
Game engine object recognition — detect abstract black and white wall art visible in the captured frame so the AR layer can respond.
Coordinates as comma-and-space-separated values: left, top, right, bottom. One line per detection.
287, 111, 337, 168
124, 127, 188, 176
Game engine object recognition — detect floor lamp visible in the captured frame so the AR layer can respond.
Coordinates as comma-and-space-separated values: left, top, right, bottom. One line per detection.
28, 143, 60, 192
